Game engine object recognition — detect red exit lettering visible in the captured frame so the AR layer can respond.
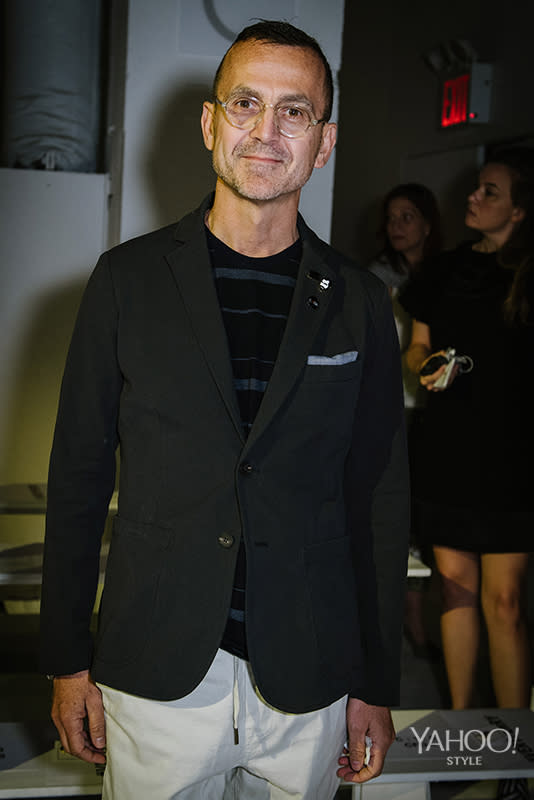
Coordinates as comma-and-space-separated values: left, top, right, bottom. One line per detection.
441, 74, 470, 127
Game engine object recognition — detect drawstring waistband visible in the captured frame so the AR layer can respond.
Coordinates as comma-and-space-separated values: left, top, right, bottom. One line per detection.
233, 656, 240, 745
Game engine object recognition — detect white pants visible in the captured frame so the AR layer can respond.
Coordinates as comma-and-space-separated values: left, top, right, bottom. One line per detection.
98, 648, 347, 799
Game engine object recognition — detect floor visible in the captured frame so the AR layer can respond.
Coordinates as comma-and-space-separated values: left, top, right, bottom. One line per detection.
1, 565, 533, 799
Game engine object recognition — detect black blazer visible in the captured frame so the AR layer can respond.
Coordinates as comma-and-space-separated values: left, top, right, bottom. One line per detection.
40, 196, 409, 713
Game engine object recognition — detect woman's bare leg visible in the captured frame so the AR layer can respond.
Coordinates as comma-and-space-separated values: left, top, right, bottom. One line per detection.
434, 546, 480, 708
481, 552, 531, 708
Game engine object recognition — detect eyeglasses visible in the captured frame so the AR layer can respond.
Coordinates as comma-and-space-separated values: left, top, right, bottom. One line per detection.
215, 95, 324, 139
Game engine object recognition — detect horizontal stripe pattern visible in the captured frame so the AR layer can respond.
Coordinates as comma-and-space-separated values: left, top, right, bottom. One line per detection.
206, 225, 301, 660
214, 267, 296, 286
220, 306, 290, 320
209, 229, 300, 435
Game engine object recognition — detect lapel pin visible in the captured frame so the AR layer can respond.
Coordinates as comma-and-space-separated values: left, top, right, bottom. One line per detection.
307, 270, 331, 292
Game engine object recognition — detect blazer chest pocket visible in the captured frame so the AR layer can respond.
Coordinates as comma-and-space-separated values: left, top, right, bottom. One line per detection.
303, 350, 360, 383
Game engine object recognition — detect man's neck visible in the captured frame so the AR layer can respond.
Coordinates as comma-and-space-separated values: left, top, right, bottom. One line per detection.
206, 183, 300, 257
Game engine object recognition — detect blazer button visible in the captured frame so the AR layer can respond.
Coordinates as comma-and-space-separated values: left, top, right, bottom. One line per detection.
239, 463, 254, 475
218, 534, 235, 549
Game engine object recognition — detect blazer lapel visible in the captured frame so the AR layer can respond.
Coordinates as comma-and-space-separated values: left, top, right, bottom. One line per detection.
245, 230, 337, 450
165, 215, 244, 442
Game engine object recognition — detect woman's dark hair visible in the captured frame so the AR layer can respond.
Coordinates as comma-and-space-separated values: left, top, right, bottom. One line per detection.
377, 183, 442, 275
486, 146, 534, 324
212, 20, 334, 122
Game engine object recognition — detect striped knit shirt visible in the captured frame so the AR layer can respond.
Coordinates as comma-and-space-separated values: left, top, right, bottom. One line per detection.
205, 225, 301, 659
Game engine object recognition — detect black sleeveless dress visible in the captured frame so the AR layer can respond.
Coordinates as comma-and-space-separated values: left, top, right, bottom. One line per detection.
399, 242, 534, 553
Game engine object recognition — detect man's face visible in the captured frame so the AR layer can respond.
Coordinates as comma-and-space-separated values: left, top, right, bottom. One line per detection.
201, 40, 337, 203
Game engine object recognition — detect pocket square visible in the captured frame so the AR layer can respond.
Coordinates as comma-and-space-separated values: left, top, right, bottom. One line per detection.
307, 350, 358, 366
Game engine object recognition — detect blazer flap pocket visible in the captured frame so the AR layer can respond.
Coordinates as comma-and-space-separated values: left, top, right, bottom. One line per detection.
113, 515, 172, 550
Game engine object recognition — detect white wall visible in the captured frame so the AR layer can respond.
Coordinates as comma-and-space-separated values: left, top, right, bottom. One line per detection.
0, 169, 109, 544
119, 0, 345, 244
0, 170, 109, 484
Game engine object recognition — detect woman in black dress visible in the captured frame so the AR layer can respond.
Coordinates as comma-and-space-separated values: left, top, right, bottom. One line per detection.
400, 148, 534, 719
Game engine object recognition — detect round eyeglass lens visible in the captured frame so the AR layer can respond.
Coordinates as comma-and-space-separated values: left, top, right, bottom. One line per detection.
224, 97, 312, 137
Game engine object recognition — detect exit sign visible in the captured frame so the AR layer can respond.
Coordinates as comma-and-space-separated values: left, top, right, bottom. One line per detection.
441, 73, 469, 127
440, 64, 493, 128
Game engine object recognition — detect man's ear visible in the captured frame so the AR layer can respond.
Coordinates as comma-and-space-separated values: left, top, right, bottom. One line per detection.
314, 122, 337, 170
201, 102, 215, 151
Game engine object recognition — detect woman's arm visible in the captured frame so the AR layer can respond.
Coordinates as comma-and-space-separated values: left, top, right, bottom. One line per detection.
405, 320, 432, 375
405, 319, 452, 391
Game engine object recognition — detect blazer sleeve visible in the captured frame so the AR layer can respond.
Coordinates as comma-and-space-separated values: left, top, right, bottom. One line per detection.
345, 282, 410, 706
40, 253, 122, 675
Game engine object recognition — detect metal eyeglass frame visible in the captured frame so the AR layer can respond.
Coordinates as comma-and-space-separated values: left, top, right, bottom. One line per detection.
215, 97, 324, 139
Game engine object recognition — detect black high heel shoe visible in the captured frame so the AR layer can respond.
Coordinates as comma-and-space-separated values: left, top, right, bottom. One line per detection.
497, 777, 530, 800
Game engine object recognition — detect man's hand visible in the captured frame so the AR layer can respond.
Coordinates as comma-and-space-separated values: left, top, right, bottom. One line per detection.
51, 670, 106, 764
337, 697, 395, 784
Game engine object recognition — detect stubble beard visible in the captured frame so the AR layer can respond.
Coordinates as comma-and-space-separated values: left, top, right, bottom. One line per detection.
212, 141, 314, 203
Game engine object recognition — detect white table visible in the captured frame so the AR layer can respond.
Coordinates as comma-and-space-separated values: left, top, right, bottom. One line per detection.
0, 724, 103, 798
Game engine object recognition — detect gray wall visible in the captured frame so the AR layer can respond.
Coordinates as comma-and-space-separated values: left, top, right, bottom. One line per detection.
331, 0, 534, 263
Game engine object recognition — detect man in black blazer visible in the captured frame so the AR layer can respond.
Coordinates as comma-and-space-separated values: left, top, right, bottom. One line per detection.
40, 19, 409, 799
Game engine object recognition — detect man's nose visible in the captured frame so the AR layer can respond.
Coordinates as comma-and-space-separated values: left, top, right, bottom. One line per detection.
250, 105, 280, 140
